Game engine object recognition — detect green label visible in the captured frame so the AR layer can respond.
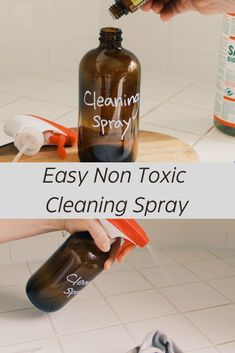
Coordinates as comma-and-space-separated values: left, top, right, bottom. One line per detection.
228, 45, 235, 63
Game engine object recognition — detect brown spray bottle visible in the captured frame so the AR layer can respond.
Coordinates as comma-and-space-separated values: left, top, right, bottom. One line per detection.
78, 27, 141, 162
26, 220, 149, 312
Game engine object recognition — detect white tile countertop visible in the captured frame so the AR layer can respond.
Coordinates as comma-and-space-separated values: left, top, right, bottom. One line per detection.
0, 70, 234, 162
1, 245, 235, 352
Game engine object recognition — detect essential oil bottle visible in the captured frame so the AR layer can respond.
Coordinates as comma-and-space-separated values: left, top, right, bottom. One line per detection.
78, 27, 141, 162
109, 0, 148, 19
26, 232, 109, 312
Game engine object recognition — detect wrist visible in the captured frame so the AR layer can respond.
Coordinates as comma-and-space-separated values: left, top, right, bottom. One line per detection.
38, 219, 64, 233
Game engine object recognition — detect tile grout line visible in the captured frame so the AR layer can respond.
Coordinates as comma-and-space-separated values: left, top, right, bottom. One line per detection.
1, 256, 235, 350
140, 119, 202, 140
0, 337, 58, 352
192, 125, 215, 147
94, 263, 213, 349
158, 246, 235, 300
46, 312, 66, 353
143, 246, 235, 348
141, 81, 194, 115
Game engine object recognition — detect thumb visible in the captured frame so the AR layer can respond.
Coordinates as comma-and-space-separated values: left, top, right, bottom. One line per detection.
86, 220, 111, 253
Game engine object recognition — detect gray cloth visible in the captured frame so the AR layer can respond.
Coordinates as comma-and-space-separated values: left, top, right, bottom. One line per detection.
127, 331, 183, 353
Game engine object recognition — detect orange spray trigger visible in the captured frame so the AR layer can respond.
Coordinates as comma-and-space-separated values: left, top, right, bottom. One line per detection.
48, 132, 76, 159
117, 240, 136, 262
30, 115, 77, 159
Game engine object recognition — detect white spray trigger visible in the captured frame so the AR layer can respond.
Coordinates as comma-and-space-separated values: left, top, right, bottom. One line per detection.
99, 220, 135, 244
14, 127, 44, 156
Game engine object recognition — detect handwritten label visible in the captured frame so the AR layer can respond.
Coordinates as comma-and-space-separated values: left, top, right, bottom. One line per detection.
63, 273, 89, 298
84, 90, 140, 140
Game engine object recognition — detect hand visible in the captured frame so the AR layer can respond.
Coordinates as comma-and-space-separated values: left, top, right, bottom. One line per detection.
141, 0, 235, 21
0, 219, 135, 271
59, 219, 136, 271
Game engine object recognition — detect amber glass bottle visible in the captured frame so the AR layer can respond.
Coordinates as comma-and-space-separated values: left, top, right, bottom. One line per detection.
26, 232, 109, 313
109, 0, 148, 19
78, 27, 141, 162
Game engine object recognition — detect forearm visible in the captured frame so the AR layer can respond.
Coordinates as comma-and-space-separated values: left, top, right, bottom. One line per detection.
0, 219, 62, 243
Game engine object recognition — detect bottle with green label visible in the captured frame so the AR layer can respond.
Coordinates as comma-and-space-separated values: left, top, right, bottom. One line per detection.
214, 14, 235, 135
109, 0, 148, 19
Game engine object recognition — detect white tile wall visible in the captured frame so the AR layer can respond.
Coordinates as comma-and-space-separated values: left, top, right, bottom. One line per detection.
126, 314, 210, 351
0, 97, 73, 123
186, 305, 235, 344
0, 44, 49, 75
0, 338, 62, 353
0, 308, 54, 347
106, 289, 177, 322
94, 269, 152, 295
0, 75, 53, 96
47, 0, 99, 41
184, 259, 235, 280
219, 342, 235, 353
0, 0, 223, 81
168, 14, 222, 55
50, 298, 120, 335
140, 263, 199, 287
10, 232, 60, 263
0, 263, 30, 287
59, 326, 135, 353
0, 0, 48, 46
0, 285, 33, 313
160, 282, 229, 312
190, 349, 218, 353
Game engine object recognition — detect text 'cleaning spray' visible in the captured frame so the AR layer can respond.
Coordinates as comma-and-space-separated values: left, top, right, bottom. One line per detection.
26, 220, 149, 312
78, 27, 141, 162
214, 14, 235, 135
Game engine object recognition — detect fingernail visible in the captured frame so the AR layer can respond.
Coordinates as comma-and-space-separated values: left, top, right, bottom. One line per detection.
102, 241, 111, 252
104, 262, 110, 271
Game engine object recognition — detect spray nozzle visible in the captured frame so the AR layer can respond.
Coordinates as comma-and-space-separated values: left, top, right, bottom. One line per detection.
100, 219, 149, 261
14, 126, 45, 158
4, 114, 77, 162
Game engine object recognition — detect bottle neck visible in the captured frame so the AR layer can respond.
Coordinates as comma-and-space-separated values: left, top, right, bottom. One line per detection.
109, 1, 128, 19
99, 27, 123, 49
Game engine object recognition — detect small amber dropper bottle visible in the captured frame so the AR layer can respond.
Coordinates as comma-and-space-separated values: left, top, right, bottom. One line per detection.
109, 0, 148, 19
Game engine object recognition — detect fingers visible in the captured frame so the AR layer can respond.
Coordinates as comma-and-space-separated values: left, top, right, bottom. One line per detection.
62, 219, 111, 252
141, 0, 154, 11
141, 0, 190, 20
142, 0, 169, 14
117, 244, 136, 263
86, 220, 111, 252
152, 0, 169, 13
160, 0, 189, 20
104, 238, 121, 271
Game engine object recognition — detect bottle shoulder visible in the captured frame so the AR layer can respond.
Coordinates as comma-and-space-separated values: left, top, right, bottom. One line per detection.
79, 46, 141, 73
121, 47, 141, 66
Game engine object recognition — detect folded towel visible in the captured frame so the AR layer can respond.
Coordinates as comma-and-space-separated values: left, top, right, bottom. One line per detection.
127, 331, 183, 353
